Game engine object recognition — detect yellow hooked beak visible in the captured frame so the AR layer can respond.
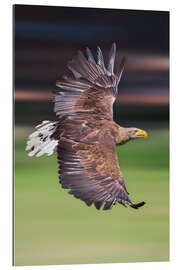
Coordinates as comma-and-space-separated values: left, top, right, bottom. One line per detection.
136, 129, 148, 138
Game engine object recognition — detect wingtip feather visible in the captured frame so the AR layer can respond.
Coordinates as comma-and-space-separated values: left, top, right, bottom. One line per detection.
130, 201, 146, 209
108, 42, 117, 74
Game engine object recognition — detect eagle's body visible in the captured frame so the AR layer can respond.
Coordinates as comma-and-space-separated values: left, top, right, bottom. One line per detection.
26, 43, 148, 210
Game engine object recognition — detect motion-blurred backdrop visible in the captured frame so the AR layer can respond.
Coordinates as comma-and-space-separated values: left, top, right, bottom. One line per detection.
14, 5, 169, 266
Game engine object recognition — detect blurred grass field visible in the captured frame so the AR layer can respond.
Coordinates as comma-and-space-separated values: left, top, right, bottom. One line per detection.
14, 126, 169, 266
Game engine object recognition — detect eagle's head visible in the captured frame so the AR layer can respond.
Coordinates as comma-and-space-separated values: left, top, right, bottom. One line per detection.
115, 126, 148, 145
128, 128, 148, 139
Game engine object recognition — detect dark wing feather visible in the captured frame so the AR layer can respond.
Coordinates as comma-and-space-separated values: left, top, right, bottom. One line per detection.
54, 43, 125, 119
56, 116, 135, 210
97, 46, 106, 73
86, 47, 97, 66
108, 42, 116, 74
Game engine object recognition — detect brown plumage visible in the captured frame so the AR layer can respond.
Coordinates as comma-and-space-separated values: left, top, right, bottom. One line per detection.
26, 43, 148, 210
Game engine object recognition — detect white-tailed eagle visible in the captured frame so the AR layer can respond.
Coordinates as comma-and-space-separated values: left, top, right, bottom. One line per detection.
26, 43, 148, 210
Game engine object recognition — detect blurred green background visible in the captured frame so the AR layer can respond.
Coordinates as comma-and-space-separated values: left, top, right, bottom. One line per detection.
14, 127, 169, 266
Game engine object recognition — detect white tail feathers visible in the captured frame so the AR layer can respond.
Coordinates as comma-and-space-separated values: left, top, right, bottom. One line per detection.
26, 120, 58, 157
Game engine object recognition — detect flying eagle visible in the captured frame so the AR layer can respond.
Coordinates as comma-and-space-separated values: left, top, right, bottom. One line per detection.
26, 43, 148, 211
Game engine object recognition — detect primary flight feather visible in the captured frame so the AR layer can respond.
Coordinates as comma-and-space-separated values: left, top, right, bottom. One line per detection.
26, 43, 148, 210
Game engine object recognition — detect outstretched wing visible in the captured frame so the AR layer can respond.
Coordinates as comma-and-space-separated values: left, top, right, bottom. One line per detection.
53, 43, 145, 210
56, 115, 144, 210
54, 43, 125, 120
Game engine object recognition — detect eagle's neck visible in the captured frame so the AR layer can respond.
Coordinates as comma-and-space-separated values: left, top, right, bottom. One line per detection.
111, 124, 132, 145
